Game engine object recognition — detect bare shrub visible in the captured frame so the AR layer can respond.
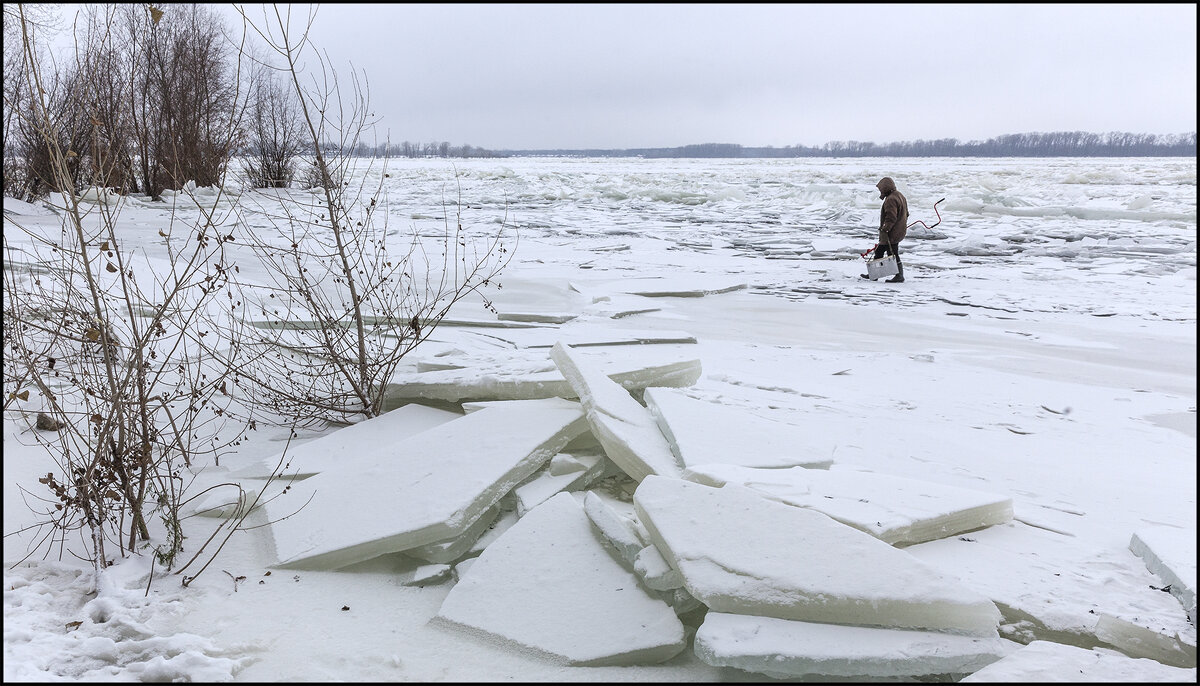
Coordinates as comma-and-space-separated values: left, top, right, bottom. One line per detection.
228, 5, 515, 423
2, 4, 251, 577
244, 72, 304, 189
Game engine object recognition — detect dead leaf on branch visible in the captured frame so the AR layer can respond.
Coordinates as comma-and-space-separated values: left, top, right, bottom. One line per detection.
149, 5, 164, 24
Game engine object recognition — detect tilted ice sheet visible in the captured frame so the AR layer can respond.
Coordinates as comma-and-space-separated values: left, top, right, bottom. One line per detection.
1129, 526, 1197, 624
512, 453, 610, 516
551, 342, 684, 482
644, 387, 836, 469
960, 640, 1197, 683
682, 462, 1012, 545
402, 506, 501, 565
266, 397, 588, 569
633, 476, 1002, 635
907, 521, 1197, 668
694, 612, 1015, 679
232, 403, 462, 479
436, 492, 686, 666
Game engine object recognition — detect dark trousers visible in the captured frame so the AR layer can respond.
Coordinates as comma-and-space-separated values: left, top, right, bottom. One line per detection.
873, 241, 903, 277
873, 242, 901, 260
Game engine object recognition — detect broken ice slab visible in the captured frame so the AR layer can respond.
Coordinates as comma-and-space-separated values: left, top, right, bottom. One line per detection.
474, 326, 697, 349
683, 463, 1013, 546
496, 311, 577, 324
384, 355, 702, 406
465, 510, 519, 559
402, 506, 501, 565
583, 491, 647, 567
694, 612, 1015, 679
907, 521, 1197, 668
634, 545, 684, 592
232, 403, 463, 479
633, 476, 1003, 636
436, 492, 686, 666
960, 640, 1197, 682
644, 387, 836, 469
551, 342, 683, 482
1130, 526, 1196, 624
401, 563, 453, 587
600, 275, 747, 298
512, 453, 612, 516
266, 397, 588, 570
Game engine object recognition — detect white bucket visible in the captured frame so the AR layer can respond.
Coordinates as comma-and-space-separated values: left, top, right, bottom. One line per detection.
866, 255, 899, 280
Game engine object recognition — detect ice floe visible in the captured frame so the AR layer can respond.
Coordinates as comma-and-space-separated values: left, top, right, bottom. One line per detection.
644, 387, 836, 469
682, 462, 1013, 545
232, 403, 462, 479
436, 492, 686, 666
384, 353, 701, 405
694, 612, 1016, 679
633, 476, 1003, 635
551, 342, 684, 481
267, 397, 588, 569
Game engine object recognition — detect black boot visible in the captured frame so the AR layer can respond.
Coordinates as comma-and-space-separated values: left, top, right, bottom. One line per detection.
887, 259, 905, 283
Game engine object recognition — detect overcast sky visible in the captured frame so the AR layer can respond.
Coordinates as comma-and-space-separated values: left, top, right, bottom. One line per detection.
62, 3, 1200, 150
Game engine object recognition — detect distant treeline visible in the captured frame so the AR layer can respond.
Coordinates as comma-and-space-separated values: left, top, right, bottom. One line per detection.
496, 131, 1197, 158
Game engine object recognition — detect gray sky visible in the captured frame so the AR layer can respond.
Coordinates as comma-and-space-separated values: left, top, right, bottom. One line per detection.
64, 3, 1200, 149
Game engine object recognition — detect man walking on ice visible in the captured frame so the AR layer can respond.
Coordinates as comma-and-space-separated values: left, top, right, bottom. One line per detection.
862, 176, 909, 283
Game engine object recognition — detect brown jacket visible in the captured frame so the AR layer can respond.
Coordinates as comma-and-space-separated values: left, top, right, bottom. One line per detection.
877, 177, 909, 245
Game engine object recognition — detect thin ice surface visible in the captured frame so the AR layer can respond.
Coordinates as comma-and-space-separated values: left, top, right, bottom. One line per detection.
694, 612, 1015, 678
633, 476, 1003, 635
550, 342, 684, 481
266, 397, 587, 569
644, 387, 836, 469
436, 492, 686, 666
683, 462, 1012, 545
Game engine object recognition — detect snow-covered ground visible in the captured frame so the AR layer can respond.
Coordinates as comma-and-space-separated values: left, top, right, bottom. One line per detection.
3, 156, 1195, 681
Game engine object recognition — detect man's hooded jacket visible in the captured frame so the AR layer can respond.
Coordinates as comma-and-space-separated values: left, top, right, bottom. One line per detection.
877, 177, 909, 245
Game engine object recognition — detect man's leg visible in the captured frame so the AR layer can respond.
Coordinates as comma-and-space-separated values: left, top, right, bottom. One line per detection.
887, 242, 905, 282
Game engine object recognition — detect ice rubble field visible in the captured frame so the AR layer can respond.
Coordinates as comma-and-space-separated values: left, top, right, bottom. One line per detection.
3, 156, 1196, 681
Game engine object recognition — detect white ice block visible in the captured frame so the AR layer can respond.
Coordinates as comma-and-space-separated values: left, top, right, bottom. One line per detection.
582, 491, 646, 567
232, 403, 463, 479
644, 387, 836, 469
960, 640, 1197, 682
402, 506, 501, 565
551, 342, 683, 482
683, 463, 1013, 546
695, 612, 1015, 679
384, 356, 701, 405
634, 476, 1003, 636
1130, 526, 1196, 624
466, 326, 697, 349
267, 397, 588, 569
634, 545, 684, 592
513, 454, 608, 516
437, 492, 686, 666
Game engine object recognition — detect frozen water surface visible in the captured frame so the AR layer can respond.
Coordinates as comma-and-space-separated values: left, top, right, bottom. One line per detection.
3, 156, 1194, 681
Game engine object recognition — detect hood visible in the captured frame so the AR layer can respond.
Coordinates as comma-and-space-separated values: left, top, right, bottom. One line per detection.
876, 177, 896, 200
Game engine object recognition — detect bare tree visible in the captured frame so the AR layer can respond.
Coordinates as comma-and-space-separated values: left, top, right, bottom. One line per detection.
227, 4, 514, 424
244, 70, 305, 188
